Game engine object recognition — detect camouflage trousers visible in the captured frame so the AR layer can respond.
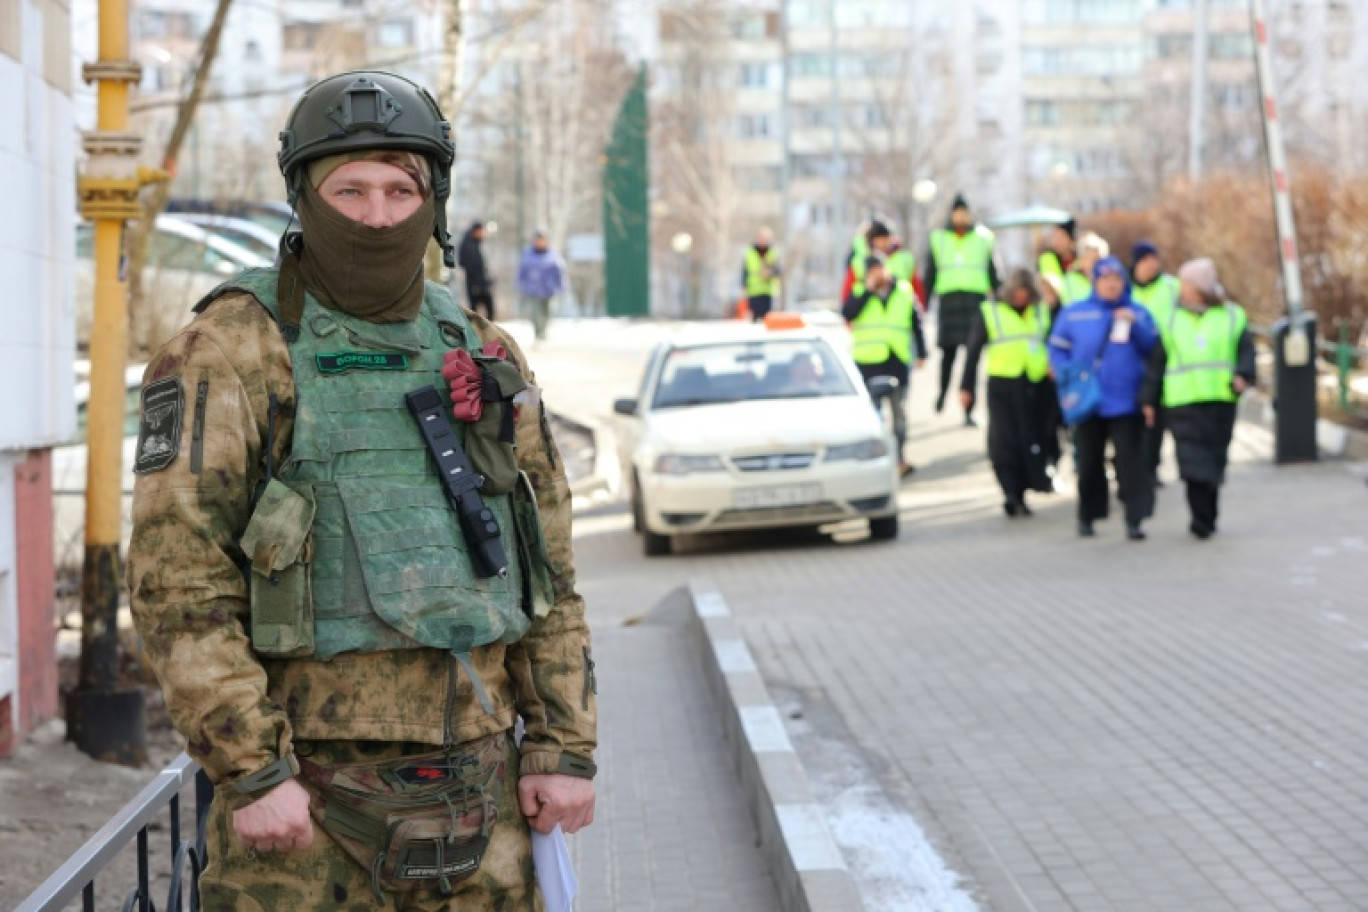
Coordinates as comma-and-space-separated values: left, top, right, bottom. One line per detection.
200, 732, 543, 911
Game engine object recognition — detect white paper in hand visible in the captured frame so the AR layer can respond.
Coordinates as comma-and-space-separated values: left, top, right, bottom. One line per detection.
532, 825, 578, 912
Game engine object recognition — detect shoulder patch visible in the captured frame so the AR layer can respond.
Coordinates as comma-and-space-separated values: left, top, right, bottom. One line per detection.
133, 376, 184, 475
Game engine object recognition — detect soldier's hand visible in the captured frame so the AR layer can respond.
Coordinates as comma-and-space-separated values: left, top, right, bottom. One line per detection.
233, 779, 314, 853
518, 773, 596, 835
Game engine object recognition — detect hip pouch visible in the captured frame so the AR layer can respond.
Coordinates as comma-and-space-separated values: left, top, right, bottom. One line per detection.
240, 478, 316, 657
300, 733, 506, 902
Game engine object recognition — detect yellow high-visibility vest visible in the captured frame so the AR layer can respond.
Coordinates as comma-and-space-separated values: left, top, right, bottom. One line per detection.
851, 280, 917, 365
931, 227, 994, 295
744, 246, 780, 298
1160, 302, 1248, 407
981, 300, 1050, 382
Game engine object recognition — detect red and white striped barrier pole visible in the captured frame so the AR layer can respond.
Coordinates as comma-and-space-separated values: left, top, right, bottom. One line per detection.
1250, 0, 1319, 463
1249, 0, 1304, 319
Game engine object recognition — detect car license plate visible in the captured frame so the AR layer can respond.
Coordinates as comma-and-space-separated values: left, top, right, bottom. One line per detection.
733, 483, 823, 510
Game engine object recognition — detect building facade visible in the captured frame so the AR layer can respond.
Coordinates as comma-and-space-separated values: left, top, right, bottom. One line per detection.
0, 0, 76, 757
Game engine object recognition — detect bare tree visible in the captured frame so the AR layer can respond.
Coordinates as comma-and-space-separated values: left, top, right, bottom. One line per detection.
652, 0, 739, 316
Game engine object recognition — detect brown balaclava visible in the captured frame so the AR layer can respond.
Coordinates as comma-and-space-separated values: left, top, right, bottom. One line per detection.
294, 150, 435, 323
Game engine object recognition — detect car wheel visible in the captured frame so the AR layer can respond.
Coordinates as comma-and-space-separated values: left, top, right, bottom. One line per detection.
869, 514, 899, 541
643, 529, 673, 557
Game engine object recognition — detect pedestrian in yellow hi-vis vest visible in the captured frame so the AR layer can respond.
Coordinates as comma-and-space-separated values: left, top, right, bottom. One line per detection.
1130, 239, 1183, 485
923, 194, 999, 426
960, 268, 1056, 517
1037, 217, 1075, 309
1142, 258, 1255, 540
742, 226, 782, 322
843, 254, 927, 478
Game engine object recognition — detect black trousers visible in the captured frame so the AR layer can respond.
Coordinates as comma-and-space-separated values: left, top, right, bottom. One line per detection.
1143, 407, 1166, 479
937, 345, 967, 414
986, 377, 1050, 501
1187, 480, 1220, 533
749, 294, 774, 322
468, 289, 495, 321
1075, 413, 1154, 525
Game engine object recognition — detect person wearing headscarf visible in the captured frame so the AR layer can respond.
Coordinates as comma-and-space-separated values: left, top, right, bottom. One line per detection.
1048, 256, 1160, 540
960, 268, 1055, 516
923, 194, 1000, 425
1141, 258, 1256, 539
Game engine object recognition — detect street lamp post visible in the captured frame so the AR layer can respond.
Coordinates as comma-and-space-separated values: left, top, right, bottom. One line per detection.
912, 178, 937, 256
671, 231, 694, 317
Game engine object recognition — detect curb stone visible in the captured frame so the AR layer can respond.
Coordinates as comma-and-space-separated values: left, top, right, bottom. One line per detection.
685, 581, 865, 912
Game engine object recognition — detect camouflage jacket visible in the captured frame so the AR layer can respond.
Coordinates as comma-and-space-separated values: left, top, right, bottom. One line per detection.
127, 291, 596, 791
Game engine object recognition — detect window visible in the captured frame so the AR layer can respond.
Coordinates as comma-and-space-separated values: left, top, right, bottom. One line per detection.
736, 113, 776, 140
1023, 43, 1142, 76
734, 165, 784, 192
1026, 101, 1061, 126
378, 19, 414, 48
653, 339, 854, 410
739, 62, 772, 88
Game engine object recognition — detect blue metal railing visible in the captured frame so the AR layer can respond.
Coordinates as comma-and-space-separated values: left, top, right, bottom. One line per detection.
15, 753, 213, 912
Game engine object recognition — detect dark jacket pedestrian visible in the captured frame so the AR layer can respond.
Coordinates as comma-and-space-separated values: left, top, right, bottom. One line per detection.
961, 268, 1055, 516
457, 221, 494, 320
1141, 258, 1256, 539
923, 194, 1000, 424
1048, 256, 1160, 540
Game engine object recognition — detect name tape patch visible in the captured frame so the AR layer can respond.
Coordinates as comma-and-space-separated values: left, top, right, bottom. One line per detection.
316, 352, 409, 374
133, 376, 184, 475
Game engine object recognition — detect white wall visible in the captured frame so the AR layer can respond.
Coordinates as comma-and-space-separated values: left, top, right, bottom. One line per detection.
0, 0, 77, 453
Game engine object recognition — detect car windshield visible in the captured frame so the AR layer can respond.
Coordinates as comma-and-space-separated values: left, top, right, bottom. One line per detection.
652, 338, 855, 409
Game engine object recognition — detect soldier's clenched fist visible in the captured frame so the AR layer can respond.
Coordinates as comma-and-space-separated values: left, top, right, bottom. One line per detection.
233, 779, 315, 853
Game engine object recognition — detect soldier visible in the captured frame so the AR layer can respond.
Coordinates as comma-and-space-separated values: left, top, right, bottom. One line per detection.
127, 71, 597, 910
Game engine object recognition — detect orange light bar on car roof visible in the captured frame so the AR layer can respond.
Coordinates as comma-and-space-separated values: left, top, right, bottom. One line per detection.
763, 311, 806, 331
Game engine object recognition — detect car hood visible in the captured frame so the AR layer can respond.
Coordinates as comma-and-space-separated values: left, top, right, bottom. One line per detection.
644, 395, 881, 452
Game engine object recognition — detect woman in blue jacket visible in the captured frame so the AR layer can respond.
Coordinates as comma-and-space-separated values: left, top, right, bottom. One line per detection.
1048, 256, 1160, 540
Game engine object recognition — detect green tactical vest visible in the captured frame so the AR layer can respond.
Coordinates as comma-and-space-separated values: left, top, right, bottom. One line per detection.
744, 247, 780, 298
204, 269, 552, 669
887, 249, 916, 283
1132, 274, 1180, 323
931, 228, 994, 296
1160, 301, 1248, 408
981, 301, 1050, 382
851, 280, 917, 366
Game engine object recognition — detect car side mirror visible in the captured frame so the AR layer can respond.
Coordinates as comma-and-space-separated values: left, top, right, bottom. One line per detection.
613, 397, 639, 417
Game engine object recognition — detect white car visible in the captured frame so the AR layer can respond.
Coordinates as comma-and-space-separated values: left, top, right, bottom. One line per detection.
51, 364, 147, 569
76, 215, 271, 347
614, 327, 900, 556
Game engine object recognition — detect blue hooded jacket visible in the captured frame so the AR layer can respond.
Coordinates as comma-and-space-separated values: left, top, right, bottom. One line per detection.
1048, 257, 1159, 419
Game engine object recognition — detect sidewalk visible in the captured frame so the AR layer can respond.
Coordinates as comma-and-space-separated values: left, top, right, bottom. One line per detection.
580, 362, 1368, 910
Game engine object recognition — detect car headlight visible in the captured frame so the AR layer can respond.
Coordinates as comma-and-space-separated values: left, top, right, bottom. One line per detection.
653, 453, 725, 475
825, 439, 889, 462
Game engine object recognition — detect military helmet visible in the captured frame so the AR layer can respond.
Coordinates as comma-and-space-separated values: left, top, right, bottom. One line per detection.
278, 71, 457, 265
